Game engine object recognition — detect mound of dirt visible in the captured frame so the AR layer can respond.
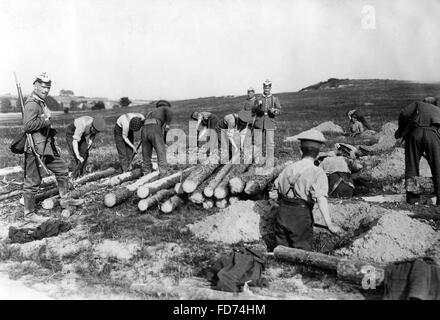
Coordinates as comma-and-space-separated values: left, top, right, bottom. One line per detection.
336, 211, 440, 264
360, 148, 431, 180
93, 239, 140, 262
284, 121, 343, 142
360, 122, 398, 152
313, 201, 389, 232
188, 200, 261, 244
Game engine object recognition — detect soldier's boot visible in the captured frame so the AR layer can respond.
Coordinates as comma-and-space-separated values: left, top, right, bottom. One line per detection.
158, 167, 169, 178
21, 193, 46, 222
57, 178, 84, 208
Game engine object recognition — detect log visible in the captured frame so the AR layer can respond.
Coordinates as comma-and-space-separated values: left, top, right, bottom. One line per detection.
189, 175, 213, 204
35, 188, 59, 203
245, 161, 294, 196
182, 163, 220, 193
41, 195, 60, 210
203, 199, 214, 209
214, 164, 249, 199
229, 166, 257, 195
0, 190, 21, 201
406, 176, 434, 195
160, 195, 184, 213
74, 167, 117, 185
104, 171, 161, 208
274, 245, 385, 287
103, 168, 143, 187
215, 199, 228, 209
0, 166, 23, 177
204, 164, 233, 197
138, 188, 175, 212
137, 167, 195, 199
126, 171, 161, 192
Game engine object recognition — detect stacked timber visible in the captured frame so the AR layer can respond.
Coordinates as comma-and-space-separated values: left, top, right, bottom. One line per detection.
244, 161, 294, 195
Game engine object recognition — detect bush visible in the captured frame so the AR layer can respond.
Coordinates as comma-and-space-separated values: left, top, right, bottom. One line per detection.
92, 101, 105, 110
119, 97, 131, 107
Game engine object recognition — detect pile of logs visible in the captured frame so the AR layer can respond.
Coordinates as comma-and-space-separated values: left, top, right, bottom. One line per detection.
101, 160, 293, 215
1, 159, 294, 216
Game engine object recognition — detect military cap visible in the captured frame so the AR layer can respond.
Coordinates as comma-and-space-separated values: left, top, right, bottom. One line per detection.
263, 79, 272, 87
34, 73, 52, 87
298, 129, 326, 145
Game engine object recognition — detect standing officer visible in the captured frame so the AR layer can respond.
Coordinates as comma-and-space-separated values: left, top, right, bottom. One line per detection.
114, 112, 145, 172
142, 100, 173, 175
269, 129, 342, 251
65, 115, 107, 178
253, 80, 282, 131
21, 73, 79, 221
395, 97, 440, 204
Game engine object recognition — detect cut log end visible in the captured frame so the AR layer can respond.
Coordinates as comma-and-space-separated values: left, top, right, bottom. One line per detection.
215, 199, 228, 209
203, 199, 214, 209
203, 187, 214, 198
182, 180, 198, 194
160, 195, 183, 214
214, 187, 228, 200
190, 193, 204, 204
229, 178, 245, 194
104, 193, 117, 208
137, 187, 150, 199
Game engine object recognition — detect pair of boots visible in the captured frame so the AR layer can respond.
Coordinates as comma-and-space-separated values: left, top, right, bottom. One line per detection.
19, 178, 83, 221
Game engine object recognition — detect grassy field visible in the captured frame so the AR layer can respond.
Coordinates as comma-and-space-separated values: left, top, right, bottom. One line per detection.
1, 78, 439, 300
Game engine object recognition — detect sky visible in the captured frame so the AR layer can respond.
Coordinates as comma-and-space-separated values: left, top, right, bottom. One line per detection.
1, 0, 439, 100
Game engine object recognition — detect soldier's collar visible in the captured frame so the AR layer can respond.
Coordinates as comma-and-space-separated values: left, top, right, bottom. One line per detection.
262, 94, 272, 98
31, 92, 45, 103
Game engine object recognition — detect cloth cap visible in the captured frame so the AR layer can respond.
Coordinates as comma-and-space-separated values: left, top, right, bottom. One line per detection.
92, 115, 106, 132
34, 73, 52, 86
237, 109, 253, 124
247, 87, 255, 93
156, 100, 171, 108
129, 117, 144, 131
190, 111, 199, 120
263, 79, 272, 87
297, 129, 326, 143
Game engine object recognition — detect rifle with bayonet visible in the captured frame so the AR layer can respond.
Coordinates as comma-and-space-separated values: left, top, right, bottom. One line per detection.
14, 72, 50, 176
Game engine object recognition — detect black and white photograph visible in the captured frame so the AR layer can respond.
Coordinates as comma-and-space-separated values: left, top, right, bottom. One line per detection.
0, 0, 440, 306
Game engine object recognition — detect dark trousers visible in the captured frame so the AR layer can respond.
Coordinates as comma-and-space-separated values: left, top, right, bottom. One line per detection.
23, 152, 69, 197
114, 125, 135, 172
141, 124, 167, 173
405, 127, 440, 204
274, 198, 314, 251
65, 124, 89, 179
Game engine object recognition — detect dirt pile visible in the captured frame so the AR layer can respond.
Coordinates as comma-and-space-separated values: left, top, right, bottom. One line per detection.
359, 148, 431, 180
187, 200, 261, 244
365, 122, 398, 152
93, 239, 141, 262
336, 211, 440, 264
313, 201, 389, 232
284, 121, 343, 142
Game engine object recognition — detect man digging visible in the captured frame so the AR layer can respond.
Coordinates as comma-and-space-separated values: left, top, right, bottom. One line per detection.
269, 129, 343, 251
